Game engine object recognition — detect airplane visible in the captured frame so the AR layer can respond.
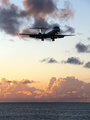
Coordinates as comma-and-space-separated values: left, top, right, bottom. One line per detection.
18, 26, 74, 41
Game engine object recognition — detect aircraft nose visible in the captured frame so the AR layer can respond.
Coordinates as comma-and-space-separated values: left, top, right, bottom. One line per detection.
58, 28, 60, 32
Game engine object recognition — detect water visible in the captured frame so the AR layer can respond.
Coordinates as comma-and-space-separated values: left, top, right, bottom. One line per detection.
0, 102, 90, 120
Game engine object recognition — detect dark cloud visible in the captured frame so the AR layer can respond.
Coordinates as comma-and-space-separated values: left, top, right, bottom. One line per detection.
40, 57, 83, 65
64, 25, 75, 34
22, 0, 74, 19
6, 80, 12, 83
84, 61, 90, 69
61, 57, 84, 65
0, 82, 2, 85
22, 0, 74, 28
60, 25, 75, 34
22, 0, 56, 17
76, 43, 90, 53
88, 37, 90, 40
0, 4, 27, 35
20, 79, 36, 84
40, 58, 59, 63
32, 17, 50, 28
0, 78, 37, 85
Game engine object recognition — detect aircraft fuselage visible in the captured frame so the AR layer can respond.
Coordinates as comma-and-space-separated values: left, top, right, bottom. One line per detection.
19, 25, 74, 41
44, 26, 60, 37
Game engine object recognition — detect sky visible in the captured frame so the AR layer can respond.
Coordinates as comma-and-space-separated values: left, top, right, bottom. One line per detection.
0, 0, 90, 102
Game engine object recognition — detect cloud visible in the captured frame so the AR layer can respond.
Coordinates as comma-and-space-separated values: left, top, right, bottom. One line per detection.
19, 79, 36, 84
32, 17, 50, 28
62, 25, 75, 34
0, 82, 2, 85
0, 0, 74, 37
22, 0, 56, 18
60, 25, 75, 35
17, 90, 32, 96
40, 57, 83, 65
42, 76, 90, 102
22, 0, 74, 19
34, 90, 42, 95
84, 61, 90, 69
82, 78, 90, 81
0, 76, 90, 102
45, 77, 56, 91
65, 25, 75, 33
40, 58, 59, 63
0, 4, 27, 35
61, 57, 84, 65
0, 0, 10, 6
0, 77, 42, 102
76, 43, 90, 53
0, 78, 37, 85
88, 37, 90, 40
22, 0, 74, 28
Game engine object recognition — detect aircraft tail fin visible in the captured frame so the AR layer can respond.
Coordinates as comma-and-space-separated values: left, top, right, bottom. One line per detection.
29, 27, 49, 33
29, 27, 49, 29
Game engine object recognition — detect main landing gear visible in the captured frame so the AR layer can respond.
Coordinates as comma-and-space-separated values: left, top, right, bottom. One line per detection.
52, 38, 55, 41
41, 38, 44, 41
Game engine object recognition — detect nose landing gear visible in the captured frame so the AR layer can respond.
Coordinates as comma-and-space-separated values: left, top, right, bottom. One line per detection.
41, 38, 44, 41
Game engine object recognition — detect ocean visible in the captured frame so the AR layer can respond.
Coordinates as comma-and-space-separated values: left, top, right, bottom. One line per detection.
0, 102, 90, 120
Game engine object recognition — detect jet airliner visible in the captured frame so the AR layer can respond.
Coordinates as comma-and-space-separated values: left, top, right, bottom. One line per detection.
18, 26, 74, 41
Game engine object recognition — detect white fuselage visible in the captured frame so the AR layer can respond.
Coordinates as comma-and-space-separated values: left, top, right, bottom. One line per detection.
43, 26, 60, 37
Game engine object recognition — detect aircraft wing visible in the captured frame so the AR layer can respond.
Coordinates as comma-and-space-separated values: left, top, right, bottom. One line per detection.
18, 33, 47, 39
18, 33, 74, 40
54, 35, 75, 38
18, 33, 38, 37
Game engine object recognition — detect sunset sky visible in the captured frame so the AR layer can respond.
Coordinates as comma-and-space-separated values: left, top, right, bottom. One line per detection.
0, 0, 90, 102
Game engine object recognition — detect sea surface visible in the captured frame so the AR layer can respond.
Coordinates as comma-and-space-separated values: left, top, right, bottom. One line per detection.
0, 102, 90, 120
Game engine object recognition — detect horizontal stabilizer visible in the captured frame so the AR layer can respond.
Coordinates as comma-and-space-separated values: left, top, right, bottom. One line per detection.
29, 27, 49, 29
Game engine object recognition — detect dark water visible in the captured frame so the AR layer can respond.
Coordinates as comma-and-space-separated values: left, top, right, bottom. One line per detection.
0, 102, 90, 120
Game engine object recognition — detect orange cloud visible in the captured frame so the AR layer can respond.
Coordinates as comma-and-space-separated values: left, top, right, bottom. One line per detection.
82, 78, 90, 81
0, 77, 90, 102
22, 0, 74, 19
34, 90, 42, 95
19, 28, 37, 39
17, 90, 32, 95
38, 76, 90, 102
9, 39, 14, 42
0, 78, 40, 102
0, 0, 10, 6
72, 91, 77, 93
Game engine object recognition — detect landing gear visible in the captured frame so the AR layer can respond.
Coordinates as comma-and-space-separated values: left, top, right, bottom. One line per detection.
41, 38, 44, 41
52, 38, 55, 41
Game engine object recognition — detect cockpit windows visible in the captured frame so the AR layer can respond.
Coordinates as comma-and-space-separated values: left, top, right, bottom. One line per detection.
53, 26, 59, 29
